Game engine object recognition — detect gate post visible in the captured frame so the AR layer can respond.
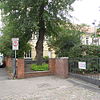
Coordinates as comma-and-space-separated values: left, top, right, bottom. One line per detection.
49, 58, 56, 74
49, 57, 69, 78
55, 57, 69, 78
16, 59, 25, 78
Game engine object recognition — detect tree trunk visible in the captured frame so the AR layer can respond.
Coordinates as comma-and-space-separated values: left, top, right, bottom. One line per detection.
35, 2, 45, 65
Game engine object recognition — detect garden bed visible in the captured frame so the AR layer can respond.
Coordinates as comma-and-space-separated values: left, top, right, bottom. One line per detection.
25, 63, 49, 72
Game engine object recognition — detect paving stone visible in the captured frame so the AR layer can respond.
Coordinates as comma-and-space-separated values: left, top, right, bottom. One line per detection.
0, 73, 100, 100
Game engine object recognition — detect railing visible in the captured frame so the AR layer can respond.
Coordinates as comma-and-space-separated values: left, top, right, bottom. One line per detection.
69, 57, 100, 86
24, 59, 49, 73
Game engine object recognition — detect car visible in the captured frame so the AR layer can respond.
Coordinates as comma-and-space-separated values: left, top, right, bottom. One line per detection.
0, 55, 4, 68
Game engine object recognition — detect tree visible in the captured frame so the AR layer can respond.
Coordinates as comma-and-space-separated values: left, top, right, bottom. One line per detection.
0, 0, 76, 64
69, 45, 100, 58
48, 23, 81, 57
0, 34, 31, 58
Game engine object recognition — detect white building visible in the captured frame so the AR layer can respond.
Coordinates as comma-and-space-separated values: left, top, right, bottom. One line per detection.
81, 26, 100, 46
24, 34, 56, 60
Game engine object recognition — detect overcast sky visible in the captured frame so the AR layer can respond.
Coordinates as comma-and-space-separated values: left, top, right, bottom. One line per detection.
70, 0, 100, 26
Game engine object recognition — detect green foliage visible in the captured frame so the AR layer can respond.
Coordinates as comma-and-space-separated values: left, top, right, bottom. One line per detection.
69, 45, 100, 58
48, 24, 81, 57
70, 58, 100, 74
97, 28, 100, 34
0, 0, 76, 59
0, 35, 12, 57
43, 56, 49, 60
0, 35, 31, 57
31, 64, 48, 71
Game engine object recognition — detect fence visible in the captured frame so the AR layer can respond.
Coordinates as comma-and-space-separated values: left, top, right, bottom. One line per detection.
24, 59, 49, 73
69, 57, 100, 86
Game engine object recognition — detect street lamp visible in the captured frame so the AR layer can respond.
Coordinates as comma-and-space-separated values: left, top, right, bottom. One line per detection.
92, 21, 98, 45
92, 22, 96, 38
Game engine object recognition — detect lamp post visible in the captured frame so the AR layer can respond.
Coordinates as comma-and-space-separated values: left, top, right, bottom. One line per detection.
92, 21, 97, 45
92, 22, 96, 38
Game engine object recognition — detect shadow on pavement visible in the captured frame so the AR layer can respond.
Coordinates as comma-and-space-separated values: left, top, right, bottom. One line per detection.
0, 68, 9, 81
67, 78, 100, 93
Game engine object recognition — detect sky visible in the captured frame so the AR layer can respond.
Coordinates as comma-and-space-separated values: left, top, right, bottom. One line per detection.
70, 0, 100, 26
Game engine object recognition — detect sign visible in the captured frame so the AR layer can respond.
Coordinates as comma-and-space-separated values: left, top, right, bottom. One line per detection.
12, 38, 19, 50
78, 62, 86, 69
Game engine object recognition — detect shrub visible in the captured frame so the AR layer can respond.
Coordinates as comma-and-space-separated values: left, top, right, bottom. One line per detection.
43, 56, 49, 60
31, 64, 48, 71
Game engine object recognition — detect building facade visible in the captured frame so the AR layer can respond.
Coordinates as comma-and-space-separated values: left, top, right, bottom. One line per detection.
24, 35, 56, 60
81, 26, 100, 46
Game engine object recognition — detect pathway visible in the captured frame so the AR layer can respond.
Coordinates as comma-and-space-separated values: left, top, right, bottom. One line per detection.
0, 76, 100, 100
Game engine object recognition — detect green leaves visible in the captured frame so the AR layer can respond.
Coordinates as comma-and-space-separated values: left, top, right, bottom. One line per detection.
48, 23, 81, 57
0, 0, 76, 58
70, 45, 100, 58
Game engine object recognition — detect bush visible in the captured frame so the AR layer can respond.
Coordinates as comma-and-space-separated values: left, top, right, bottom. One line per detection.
69, 45, 100, 58
43, 56, 49, 60
31, 64, 48, 71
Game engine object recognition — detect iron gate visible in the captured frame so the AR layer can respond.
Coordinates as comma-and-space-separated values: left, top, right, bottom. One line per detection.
69, 58, 100, 86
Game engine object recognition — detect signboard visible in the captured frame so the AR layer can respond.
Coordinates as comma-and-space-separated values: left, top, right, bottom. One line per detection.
12, 38, 19, 50
78, 62, 86, 69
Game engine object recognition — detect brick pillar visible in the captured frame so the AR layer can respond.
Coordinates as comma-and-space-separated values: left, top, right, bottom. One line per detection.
16, 59, 25, 79
49, 57, 69, 78
49, 58, 56, 74
4, 57, 12, 67
55, 57, 69, 78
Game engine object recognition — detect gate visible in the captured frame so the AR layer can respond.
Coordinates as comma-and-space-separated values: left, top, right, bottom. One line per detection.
69, 58, 100, 86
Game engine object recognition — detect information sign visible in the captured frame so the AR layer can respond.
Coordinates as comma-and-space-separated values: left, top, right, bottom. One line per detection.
78, 62, 86, 69
12, 38, 19, 50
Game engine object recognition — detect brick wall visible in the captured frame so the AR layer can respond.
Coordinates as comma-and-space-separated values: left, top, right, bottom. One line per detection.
25, 58, 69, 78
24, 71, 52, 78
49, 57, 69, 78
5, 57, 69, 79
16, 59, 25, 79
4, 57, 12, 67
49, 58, 56, 74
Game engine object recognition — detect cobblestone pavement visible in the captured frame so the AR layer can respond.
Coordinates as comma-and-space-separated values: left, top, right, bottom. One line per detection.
0, 75, 100, 100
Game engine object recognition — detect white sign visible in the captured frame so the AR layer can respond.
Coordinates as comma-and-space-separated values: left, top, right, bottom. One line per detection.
78, 62, 86, 69
12, 38, 19, 50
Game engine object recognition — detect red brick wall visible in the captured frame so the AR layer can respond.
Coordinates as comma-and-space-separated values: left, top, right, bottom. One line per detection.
25, 71, 52, 78
16, 59, 25, 79
4, 57, 12, 67
49, 58, 56, 74
25, 58, 69, 78
5, 57, 69, 79
49, 57, 69, 78
55, 58, 69, 78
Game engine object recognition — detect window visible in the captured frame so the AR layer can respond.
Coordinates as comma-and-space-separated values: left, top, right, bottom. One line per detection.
24, 50, 32, 59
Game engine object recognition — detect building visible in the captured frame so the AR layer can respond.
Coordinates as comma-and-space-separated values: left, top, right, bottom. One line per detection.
81, 26, 100, 46
24, 34, 56, 60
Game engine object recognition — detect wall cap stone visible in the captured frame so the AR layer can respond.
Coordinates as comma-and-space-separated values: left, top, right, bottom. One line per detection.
56, 57, 69, 59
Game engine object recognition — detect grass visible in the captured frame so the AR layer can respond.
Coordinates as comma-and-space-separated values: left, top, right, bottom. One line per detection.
31, 64, 48, 71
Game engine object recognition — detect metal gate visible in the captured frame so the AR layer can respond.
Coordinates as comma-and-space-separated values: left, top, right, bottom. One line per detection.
69, 58, 100, 86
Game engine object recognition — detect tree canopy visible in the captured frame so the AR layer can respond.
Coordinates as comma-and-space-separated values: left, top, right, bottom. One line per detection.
0, 0, 76, 63
48, 23, 81, 57
69, 44, 100, 58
